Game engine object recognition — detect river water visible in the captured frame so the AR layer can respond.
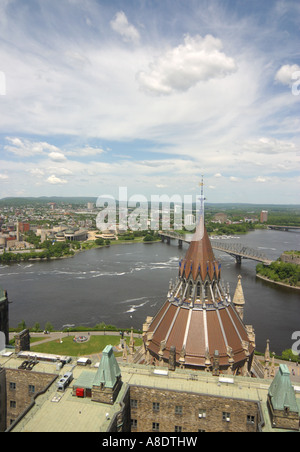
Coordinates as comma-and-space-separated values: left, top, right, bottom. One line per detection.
0, 229, 299, 354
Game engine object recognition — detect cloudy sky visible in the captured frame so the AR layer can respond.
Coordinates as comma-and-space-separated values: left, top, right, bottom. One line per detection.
0, 0, 299, 203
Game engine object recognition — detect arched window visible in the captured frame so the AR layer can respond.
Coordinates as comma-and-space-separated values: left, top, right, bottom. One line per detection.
197, 281, 201, 298
189, 281, 193, 297
204, 282, 209, 298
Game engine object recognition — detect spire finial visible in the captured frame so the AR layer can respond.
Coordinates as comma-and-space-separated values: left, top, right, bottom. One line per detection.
193, 175, 205, 241
198, 175, 205, 221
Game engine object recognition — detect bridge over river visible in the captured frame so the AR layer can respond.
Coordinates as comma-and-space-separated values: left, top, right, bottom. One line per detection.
159, 231, 273, 266
267, 225, 300, 231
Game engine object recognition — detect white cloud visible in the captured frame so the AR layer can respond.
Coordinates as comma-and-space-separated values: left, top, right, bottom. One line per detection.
0, 174, 9, 180
48, 152, 67, 162
47, 167, 72, 176
240, 137, 297, 155
47, 175, 68, 185
110, 11, 140, 44
275, 64, 300, 86
137, 34, 237, 95
66, 146, 106, 157
255, 176, 268, 183
28, 168, 45, 176
4, 137, 60, 157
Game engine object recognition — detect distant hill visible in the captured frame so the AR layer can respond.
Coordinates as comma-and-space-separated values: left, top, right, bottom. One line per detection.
0, 197, 299, 213
0, 197, 98, 206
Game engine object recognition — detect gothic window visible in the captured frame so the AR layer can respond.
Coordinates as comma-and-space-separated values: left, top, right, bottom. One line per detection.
189, 281, 193, 297
204, 282, 209, 298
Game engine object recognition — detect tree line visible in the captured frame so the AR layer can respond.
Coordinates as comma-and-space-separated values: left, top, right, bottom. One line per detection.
256, 260, 300, 287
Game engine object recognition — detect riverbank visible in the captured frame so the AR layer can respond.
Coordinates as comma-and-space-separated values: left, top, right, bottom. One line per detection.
0, 236, 161, 265
256, 273, 300, 290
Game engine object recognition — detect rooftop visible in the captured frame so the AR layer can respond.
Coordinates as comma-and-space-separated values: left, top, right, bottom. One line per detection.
2, 349, 299, 433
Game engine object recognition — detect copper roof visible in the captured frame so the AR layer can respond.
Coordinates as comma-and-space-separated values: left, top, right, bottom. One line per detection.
179, 223, 220, 281
145, 300, 254, 369
144, 194, 255, 371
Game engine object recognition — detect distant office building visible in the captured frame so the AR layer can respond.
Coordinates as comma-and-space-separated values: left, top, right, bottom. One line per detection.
18, 223, 30, 233
184, 214, 195, 227
260, 211, 268, 223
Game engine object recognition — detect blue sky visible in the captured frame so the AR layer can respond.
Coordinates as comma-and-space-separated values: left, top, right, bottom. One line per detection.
0, 0, 299, 203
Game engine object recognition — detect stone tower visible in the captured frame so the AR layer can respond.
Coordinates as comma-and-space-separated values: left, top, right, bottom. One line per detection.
0, 285, 9, 346
268, 364, 300, 430
232, 275, 245, 321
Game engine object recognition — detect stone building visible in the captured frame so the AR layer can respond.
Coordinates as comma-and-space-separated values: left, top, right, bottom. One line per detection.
0, 349, 299, 432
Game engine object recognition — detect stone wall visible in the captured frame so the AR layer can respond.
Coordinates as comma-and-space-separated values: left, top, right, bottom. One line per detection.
5, 368, 56, 429
14, 329, 30, 354
92, 378, 122, 405
107, 384, 131, 433
129, 385, 261, 433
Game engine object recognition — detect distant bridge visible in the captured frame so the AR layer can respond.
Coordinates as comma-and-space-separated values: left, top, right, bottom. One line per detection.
267, 225, 300, 231
159, 231, 273, 266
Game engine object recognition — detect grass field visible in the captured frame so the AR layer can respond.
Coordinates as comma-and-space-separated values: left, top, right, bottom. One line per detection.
30, 335, 142, 357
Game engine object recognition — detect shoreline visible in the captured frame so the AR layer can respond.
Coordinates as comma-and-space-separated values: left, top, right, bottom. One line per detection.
0, 238, 162, 265
256, 273, 300, 291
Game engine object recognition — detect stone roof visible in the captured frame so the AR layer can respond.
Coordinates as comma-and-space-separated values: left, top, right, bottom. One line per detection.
233, 275, 245, 306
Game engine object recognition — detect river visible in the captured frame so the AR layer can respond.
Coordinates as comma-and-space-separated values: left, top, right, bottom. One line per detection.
0, 229, 299, 354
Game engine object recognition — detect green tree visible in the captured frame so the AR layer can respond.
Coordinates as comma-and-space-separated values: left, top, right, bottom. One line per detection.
33, 322, 41, 332
143, 234, 154, 242
44, 322, 54, 332
17, 320, 27, 331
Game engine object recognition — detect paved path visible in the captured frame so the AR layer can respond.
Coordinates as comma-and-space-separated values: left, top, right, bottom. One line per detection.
9, 331, 300, 384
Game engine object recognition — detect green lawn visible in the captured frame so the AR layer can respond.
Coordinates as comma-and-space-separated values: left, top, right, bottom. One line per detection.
30, 335, 142, 357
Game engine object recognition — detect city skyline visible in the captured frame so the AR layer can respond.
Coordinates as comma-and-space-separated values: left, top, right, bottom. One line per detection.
0, 0, 299, 203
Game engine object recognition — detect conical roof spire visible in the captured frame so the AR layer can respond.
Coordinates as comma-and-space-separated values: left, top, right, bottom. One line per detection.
233, 275, 245, 306
179, 177, 220, 282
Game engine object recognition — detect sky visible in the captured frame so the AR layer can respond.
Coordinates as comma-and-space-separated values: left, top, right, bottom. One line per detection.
0, 0, 299, 204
